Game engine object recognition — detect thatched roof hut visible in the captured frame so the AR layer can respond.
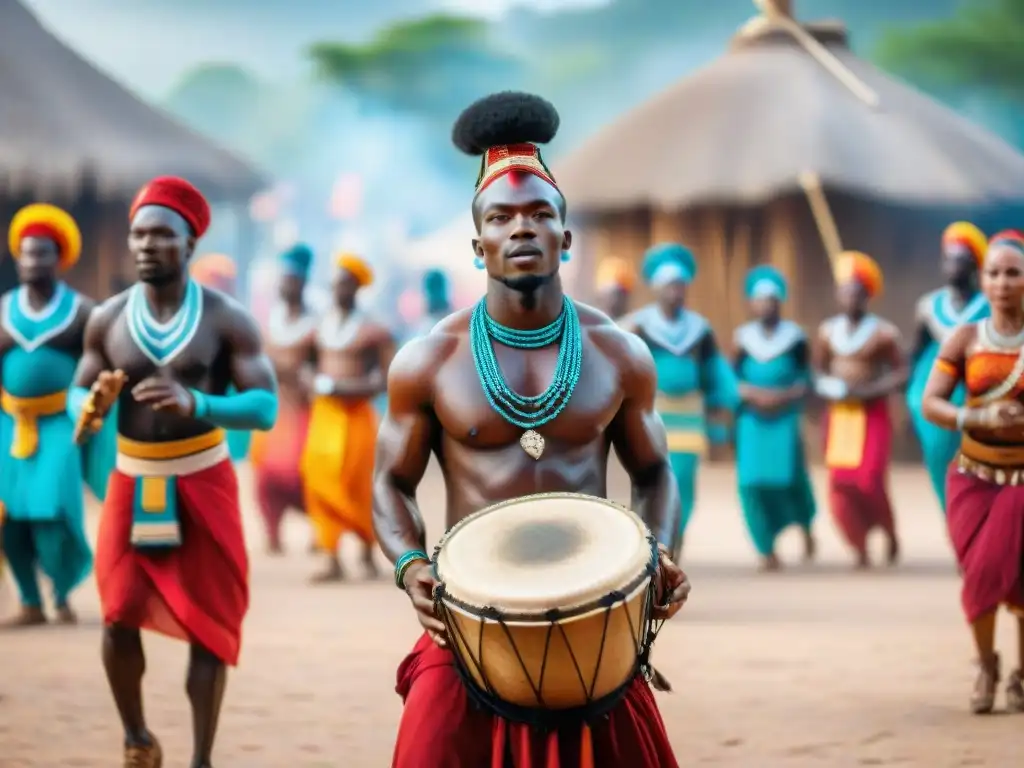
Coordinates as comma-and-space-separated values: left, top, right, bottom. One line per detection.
554, 0, 1024, 460
556, 1, 1024, 339
0, 0, 265, 298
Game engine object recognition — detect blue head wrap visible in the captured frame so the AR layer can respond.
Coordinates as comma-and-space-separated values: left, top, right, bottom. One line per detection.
423, 268, 450, 310
641, 243, 696, 288
744, 265, 787, 302
280, 243, 313, 278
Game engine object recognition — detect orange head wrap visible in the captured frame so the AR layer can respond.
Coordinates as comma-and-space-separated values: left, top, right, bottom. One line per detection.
942, 221, 987, 266
8, 203, 82, 271
190, 253, 237, 293
596, 257, 636, 292
130, 176, 211, 238
335, 252, 373, 287
834, 250, 883, 298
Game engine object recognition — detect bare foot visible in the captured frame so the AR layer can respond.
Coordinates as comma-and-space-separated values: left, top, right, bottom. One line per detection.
124, 732, 162, 767
55, 604, 77, 625
802, 529, 816, 562
2, 605, 46, 628
309, 556, 343, 584
886, 535, 900, 566
758, 553, 782, 572
853, 551, 870, 571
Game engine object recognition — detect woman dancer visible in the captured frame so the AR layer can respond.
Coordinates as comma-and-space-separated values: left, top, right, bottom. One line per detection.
733, 266, 816, 570
922, 229, 1024, 714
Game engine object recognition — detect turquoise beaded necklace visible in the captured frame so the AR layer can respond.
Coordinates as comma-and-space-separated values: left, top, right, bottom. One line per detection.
469, 295, 583, 459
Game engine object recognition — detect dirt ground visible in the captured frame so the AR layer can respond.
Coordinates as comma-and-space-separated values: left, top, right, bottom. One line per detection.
1, 461, 1021, 767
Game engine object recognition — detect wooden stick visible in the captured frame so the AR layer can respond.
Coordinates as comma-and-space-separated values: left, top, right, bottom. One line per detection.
753, 0, 879, 108
798, 171, 843, 278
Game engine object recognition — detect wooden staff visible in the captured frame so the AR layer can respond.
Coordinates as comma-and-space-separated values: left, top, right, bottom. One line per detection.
754, 0, 880, 108
73, 370, 127, 444
798, 171, 843, 278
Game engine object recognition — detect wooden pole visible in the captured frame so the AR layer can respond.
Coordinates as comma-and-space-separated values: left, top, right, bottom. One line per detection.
798, 171, 843, 279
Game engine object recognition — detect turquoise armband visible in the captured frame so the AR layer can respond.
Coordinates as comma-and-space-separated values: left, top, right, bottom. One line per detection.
189, 388, 278, 431
67, 386, 90, 422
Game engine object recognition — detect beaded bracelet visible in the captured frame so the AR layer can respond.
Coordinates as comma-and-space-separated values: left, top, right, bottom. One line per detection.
394, 549, 430, 589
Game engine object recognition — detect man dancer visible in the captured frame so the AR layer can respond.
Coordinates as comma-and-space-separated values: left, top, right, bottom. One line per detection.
620, 243, 738, 559
813, 250, 908, 569
250, 243, 318, 554
907, 222, 988, 510
70, 175, 278, 767
301, 252, 393, 582
595, 256, 635, 321
733, 265, 816, 570
414, 268, 453, 337
0, 203, 96, 626
188, 253, 252, 463
375, 91, 688, 767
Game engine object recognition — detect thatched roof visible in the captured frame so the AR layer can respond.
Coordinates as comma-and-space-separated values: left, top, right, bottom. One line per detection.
555, 16, 1024, 212
0, 0, 264, 200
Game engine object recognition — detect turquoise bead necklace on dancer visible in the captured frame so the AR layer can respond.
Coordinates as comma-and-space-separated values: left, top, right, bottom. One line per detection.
468, 294, 583, 459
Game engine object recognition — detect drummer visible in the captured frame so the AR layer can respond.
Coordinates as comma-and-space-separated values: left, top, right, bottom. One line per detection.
374, 92, 688, 766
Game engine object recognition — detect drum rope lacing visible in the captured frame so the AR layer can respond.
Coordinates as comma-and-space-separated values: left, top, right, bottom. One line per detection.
433, 534, 668, 728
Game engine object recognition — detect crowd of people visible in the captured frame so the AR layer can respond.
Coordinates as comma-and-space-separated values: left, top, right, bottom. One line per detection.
0, 90, 1021, 766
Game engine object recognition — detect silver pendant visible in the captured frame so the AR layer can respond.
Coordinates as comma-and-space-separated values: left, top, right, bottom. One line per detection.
520, 429, 544, 460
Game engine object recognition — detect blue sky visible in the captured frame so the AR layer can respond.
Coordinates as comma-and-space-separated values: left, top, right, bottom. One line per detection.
22, 0, 610, 97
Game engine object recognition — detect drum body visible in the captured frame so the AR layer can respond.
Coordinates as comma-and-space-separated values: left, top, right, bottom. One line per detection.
433, 493, 660, 715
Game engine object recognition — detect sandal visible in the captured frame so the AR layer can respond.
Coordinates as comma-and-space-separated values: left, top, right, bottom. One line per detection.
1006, 668, 1024, 712
971, 653, 999, 714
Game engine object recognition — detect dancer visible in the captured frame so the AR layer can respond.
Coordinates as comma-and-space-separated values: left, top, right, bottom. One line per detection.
376, 91, 687, 767
301, 252, 392, 582
813, 251, 907, 569
414, 268, 453, 337
922, 229, 1024, 714
0, 204, 96, 626
189, 253, 252, 462
620, 243, 737, 558
733, 265, 816, 570
595, 256, 635, 321
251, 243, 317, 554
70, 176, 278, 767
908, 222, 989, 510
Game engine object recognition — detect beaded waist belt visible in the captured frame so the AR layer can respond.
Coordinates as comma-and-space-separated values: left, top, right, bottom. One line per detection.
958, 434, 1024, 485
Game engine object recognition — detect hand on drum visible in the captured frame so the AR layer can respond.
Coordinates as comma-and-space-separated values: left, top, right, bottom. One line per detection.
403, 561, 447, 647
654, 544, 690, 621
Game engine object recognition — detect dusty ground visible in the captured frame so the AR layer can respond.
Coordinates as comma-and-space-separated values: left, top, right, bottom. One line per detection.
1, 461, 1021, 767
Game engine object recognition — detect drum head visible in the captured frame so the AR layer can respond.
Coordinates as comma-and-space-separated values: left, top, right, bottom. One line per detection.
435, 493, 652, 614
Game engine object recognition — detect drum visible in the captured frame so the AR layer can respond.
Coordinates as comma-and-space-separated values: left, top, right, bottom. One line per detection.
432, 492, 662, 722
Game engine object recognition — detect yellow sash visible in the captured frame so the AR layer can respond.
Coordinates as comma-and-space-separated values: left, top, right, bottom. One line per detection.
117, 429, 225, 513
824, 401, 866, 469
1, 390, 68, 459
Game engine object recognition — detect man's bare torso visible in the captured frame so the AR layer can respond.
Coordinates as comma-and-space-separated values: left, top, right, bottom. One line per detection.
93, 287, 244, 441
265, 306, 317, 404
315, 309, 386, 382
410, 302, 637, 525
818, 314, 899, 392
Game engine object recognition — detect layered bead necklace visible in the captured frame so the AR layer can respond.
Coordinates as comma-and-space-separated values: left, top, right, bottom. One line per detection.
469, 296, 582, 459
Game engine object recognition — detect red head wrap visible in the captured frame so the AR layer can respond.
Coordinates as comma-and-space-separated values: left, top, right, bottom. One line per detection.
129, 176, 211, 238
990, 229, 1024, 249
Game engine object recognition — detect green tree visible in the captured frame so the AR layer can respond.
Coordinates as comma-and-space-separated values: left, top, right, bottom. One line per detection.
874, 0, 1024, 101
307, 14, 525, 120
